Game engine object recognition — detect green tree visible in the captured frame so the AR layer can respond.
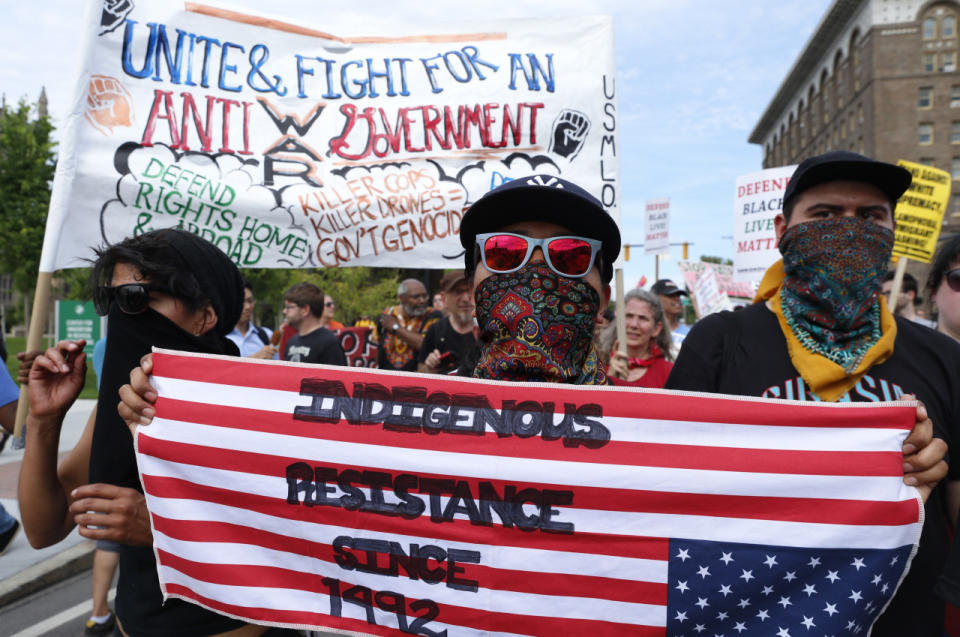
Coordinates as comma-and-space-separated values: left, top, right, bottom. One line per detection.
0, 98, 56, 294
241, 266, 401, 329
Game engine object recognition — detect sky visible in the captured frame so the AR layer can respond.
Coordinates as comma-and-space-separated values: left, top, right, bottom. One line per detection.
0, 0, 834, 290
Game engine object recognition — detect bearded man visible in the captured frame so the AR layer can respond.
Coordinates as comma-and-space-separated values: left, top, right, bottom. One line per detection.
665, 151, 958, 637
377, 278, 440, 372
417, 270, 479, 376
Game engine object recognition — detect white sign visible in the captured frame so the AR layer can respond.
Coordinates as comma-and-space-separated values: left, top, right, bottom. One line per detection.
644, 197, 670, 255
692, 264, 732, 317
733, 165, 795, 282
40, 1, 618, 271
677, 261, 755, 301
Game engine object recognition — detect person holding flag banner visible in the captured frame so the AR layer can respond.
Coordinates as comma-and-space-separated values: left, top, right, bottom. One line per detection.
667, 151, 958, 636
114, 173, 947, 635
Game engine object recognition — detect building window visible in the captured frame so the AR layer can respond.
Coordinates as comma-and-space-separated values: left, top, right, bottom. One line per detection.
920, 123, 934, 144
953, 158, 960, 179
925, 17, 937, 40
858, 103, 864, 123
952, 85, 960, 106
946, 15, 956, 38
920, 158, 936, 166
919, 86, 934, 108
850, 117, 856, 134
953, 121, 960, 142
945, 52, 957, 72
925, 53, 937, 72
841, 119, 847, 140
858, 137, 864, 153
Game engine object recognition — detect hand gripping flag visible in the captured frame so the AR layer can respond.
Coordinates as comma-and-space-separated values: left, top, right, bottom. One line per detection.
136, 349, 922, 636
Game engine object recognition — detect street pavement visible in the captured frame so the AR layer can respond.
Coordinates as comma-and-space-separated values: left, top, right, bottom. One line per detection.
0, 399, 97, 609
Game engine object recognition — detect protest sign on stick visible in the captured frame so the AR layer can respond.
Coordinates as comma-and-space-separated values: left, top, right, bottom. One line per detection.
886, 160, 951, 307
138, 349, 922, 636
733, 165, 795, 283
644, 198, 670, 256
892, 160, 950, 264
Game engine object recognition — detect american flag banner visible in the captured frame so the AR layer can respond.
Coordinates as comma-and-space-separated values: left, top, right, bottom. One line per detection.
136, 349, 923, 636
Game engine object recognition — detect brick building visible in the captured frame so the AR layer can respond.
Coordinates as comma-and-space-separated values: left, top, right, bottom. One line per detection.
749, 0, 960, 272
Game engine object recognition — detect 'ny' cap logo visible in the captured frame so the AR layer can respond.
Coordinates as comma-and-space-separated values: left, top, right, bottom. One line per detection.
526, 176, 564, 189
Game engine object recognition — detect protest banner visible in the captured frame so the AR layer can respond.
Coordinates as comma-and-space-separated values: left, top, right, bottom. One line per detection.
14, 0, 619, 437
39, 1, 619, 272
733, 165, 795, 283
893, 160, 950, 263
677, 260, 754, 303
334, 326, 378, 368
137, 349, 922, 636
644, 198, 670, 256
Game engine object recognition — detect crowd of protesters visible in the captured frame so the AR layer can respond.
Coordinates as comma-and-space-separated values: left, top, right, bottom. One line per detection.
3, 151, 960, 636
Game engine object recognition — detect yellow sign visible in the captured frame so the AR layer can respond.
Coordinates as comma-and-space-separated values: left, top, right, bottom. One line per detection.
893, 160, 950, 262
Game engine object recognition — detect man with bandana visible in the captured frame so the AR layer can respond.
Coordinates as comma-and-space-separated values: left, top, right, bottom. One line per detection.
377, 279, 440, 372
460, 174, 617, 384
665, 151, 958, 637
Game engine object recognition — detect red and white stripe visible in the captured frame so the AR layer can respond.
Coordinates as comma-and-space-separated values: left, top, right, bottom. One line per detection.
136, 349, 923, 636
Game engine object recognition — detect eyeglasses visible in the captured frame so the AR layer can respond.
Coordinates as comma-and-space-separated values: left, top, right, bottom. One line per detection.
944, 268, 960, 293
475, 232, 602, 278
94, 283, 167, 316
325, 301, 335, 307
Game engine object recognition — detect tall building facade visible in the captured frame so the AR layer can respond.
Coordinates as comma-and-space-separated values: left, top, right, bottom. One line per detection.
749, 0, 960, 239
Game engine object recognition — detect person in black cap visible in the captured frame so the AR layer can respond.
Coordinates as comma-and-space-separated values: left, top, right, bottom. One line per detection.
650, 278, 690, 354
459, 174, 621, 384
666, 151, 955, 637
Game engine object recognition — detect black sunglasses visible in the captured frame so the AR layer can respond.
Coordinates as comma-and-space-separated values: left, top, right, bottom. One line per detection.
944, 268, 960, 293
94, 283, 166, 316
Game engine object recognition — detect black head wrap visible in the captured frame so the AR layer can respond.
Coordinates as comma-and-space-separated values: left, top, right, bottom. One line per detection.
88, 229, 246, 634
152, 228, 244, 335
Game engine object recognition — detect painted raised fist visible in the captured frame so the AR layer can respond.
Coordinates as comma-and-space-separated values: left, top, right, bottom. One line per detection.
549, 109, 590, 160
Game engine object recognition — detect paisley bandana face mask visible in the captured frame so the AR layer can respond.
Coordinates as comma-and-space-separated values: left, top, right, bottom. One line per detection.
473, 263, 606, 384
778, 216, 893, 368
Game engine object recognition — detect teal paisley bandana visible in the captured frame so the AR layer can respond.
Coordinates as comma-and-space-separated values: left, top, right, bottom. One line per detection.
778, 217, 893, 371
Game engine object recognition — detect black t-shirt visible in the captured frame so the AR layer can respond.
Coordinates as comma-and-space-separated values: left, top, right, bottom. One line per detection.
417, 316, 480, 376
665, 303, 960, 637
284, 327, 347, 365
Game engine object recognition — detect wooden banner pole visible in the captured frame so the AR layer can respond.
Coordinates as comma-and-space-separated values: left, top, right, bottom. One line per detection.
13, 270, 53, 439
889, 257, 908, 314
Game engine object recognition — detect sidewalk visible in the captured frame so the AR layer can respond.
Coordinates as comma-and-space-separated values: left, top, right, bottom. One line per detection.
0, 399, 98, 607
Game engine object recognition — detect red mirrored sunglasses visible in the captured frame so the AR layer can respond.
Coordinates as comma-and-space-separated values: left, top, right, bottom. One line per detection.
475, 232, 602, 279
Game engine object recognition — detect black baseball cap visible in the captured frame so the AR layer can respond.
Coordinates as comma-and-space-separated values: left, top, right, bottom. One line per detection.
460, 174, 621, 283
782, 151, 912, 213
651, 279, 688, 297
